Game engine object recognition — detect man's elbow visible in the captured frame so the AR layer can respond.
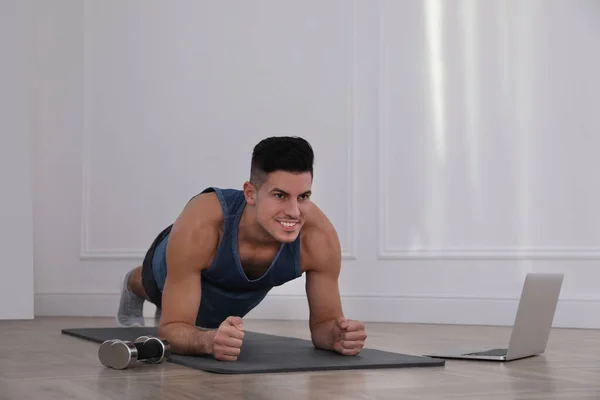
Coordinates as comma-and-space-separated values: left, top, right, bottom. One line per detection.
309, 318, 335, 350
158, 320, 176, 341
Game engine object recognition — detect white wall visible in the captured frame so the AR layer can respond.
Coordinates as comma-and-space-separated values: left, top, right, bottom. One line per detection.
0, 0, 35, 320
31, 0, 600, 328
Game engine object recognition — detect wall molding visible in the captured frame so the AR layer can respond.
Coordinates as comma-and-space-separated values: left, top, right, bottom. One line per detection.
79, 248, 147, 260
377, 247, 600, 260
342, 0, 359, 261
79, 0, 359, 262
35, 292, 600, 329
376, 3, 600, 261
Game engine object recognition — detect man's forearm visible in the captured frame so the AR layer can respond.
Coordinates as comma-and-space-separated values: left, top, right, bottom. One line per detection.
159, 323, 216, 355
310, 319, 336, 350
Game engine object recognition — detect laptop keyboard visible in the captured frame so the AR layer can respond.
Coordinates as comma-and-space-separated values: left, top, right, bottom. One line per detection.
462, 348, 507, 357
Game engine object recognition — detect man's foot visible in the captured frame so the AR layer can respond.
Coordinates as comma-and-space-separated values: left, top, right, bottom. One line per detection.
116, 270, 146, 327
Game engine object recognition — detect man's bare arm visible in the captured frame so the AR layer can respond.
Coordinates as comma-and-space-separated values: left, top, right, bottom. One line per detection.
304, 209, 366, 354
306, 265, 343, 350
303, 212, 344, 349
157, 196, 220, 356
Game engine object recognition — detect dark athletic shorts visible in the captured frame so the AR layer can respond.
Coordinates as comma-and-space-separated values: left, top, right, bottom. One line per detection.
141, 224, 173, 309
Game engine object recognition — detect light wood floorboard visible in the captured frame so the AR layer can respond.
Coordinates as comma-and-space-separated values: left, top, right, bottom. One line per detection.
1, 317, 599, 399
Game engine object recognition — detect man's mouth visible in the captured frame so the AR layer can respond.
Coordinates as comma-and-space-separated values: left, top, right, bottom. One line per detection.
278, 220, 299, 230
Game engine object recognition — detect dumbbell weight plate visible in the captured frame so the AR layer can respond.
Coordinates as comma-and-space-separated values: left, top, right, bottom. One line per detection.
141, 337, 171, 364
98, 339, 123, 368
134, 335, 159, 364
132, 335, 171, 364
108, 341, 139, 370
135, 336, 150, 344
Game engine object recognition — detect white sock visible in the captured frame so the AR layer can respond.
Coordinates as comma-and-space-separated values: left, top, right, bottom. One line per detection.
116, 270, 145, 327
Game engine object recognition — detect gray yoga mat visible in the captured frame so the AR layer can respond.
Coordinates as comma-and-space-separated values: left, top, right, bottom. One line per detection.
61, 326, 444, 374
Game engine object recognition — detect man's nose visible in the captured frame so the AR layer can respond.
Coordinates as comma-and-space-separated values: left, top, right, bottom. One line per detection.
286, 200, 300, 218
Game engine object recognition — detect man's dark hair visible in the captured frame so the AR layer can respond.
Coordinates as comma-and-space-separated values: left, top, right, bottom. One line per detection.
250, 136, 314, 186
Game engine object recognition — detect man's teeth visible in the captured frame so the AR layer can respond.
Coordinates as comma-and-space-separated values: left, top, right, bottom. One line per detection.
280, 221, 297, 227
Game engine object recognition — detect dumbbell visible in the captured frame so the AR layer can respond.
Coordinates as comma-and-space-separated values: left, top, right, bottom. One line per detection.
98, 337, 150, 368
98, 335, 171, 370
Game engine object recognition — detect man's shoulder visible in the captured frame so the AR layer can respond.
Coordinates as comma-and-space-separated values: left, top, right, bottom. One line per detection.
165, 191, 224, 270
302, 205, 337, 240
300, 204, 341, 272
184, 190, 225, 225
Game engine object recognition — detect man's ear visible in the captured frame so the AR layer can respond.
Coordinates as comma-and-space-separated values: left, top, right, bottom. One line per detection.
243, 181, 257, 205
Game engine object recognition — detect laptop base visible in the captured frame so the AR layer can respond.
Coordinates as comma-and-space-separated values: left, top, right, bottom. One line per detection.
424, 348, 540, 362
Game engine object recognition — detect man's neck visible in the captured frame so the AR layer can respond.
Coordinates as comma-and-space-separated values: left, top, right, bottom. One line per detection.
238, 205, 279, 247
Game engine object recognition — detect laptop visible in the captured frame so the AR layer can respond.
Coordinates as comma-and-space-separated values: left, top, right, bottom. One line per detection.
424, 272, 564, 361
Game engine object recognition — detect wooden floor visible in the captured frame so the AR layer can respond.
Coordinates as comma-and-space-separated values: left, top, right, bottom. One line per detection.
1, 317, 599, 399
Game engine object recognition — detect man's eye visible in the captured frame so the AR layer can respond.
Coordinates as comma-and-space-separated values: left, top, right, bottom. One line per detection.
275, 193, 284, 199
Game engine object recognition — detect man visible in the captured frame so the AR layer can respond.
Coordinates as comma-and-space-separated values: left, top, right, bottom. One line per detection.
117, 136, 367, 361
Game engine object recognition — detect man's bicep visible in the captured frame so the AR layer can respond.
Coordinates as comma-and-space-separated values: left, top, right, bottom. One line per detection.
159, 224, 216, 328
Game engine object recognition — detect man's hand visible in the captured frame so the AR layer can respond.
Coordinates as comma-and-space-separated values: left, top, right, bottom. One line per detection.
212, 316, 245, 361
331, 317, 367, 356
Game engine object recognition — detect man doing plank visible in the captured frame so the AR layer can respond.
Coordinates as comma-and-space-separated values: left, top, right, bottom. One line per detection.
117, 136, 367, 360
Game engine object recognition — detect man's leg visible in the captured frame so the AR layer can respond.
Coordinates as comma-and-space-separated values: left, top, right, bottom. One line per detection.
127, 265, 148, 299
116, 265, 147, 327
154, 306, 162, 326
119, 224, 172, 327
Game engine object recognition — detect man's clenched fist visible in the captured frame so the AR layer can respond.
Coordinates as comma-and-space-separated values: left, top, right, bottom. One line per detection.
212, 316, 245, 361
331, 317, 367, 356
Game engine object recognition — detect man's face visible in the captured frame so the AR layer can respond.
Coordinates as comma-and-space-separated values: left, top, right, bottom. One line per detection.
245, 170, 313, 243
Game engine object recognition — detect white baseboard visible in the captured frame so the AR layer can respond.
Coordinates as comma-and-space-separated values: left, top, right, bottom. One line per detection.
34, 293, 600, 329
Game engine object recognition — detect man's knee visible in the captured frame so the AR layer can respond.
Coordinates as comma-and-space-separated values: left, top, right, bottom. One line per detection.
128, 266, 150, 300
